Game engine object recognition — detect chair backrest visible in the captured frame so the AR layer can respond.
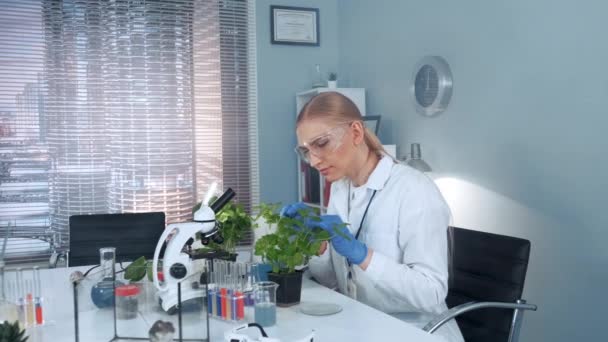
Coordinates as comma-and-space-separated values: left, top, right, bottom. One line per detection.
69, 212, 165, 267
447, 226, 531, 342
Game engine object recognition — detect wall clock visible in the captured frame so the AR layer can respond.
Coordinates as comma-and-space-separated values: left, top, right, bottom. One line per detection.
411, 56, 453, 117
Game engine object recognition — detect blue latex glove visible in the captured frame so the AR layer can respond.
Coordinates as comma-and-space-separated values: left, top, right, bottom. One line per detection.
280, 202, 317, 236
279, 202, 311, 219
309, 215, 368, 265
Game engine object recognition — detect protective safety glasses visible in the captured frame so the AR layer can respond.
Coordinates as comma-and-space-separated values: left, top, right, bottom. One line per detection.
294, 123, 350, 164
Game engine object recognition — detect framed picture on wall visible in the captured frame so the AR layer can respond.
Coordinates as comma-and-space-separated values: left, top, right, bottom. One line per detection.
270, 5, 319, 46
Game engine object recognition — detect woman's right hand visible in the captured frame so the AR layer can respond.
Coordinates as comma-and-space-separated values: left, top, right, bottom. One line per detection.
279, 202, 312, 219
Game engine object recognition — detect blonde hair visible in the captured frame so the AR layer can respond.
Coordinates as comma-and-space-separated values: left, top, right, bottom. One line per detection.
297, 92, 386, 157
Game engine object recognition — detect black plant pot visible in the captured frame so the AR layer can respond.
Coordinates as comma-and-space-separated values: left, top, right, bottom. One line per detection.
267, 271, 303, 307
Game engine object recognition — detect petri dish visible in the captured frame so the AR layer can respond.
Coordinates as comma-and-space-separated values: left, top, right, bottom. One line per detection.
299, 302, 342, 316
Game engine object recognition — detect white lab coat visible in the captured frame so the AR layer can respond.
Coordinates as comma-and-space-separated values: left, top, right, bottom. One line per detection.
309, 155, 464, 342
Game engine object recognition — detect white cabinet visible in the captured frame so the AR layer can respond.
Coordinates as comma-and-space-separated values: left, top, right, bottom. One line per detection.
295, 88, 365, 211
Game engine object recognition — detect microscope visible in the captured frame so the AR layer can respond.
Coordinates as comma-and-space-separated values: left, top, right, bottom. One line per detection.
152, 188, 235, 313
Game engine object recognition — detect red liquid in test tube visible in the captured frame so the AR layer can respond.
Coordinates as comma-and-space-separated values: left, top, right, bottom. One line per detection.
33, 267, 43, 325
35, 298, 43, 325
220, 288, 227, 319
236, 291, 244, 320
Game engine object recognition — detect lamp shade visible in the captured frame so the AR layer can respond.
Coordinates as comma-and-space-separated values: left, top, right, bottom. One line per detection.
406, 143, 432, 172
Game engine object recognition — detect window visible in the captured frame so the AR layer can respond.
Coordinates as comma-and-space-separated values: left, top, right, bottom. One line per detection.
0, 0, 259, 265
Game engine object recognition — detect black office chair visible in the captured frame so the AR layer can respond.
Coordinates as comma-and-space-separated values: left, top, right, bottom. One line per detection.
424, 226, 537, 342
68, 212, 166, 266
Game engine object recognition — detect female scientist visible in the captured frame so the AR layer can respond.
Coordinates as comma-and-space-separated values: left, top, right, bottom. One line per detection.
281, 92, 464, 342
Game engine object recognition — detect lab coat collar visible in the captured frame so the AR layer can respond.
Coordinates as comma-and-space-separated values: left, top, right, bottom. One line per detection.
363, 154, 394, 191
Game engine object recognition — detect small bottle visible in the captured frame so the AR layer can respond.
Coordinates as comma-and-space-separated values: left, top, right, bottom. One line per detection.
312, 64, 324, 88
115, 284, 140, 320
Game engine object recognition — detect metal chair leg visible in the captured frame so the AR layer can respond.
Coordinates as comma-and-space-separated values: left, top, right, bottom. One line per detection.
508, 299, 527, 342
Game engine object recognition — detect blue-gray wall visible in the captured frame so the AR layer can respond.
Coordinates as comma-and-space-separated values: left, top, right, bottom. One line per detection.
256, 0, 339, 205
257, 0, 606, 340
336, 0, 607, 340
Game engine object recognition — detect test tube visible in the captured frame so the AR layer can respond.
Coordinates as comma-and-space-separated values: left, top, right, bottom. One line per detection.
33, 266, 43, 325
244, 263, 255, 306
218, 261, 225, 319
235, 263, 244, 320
16, 268, 25, 324
25, 280, 34, 327
224, 264, 231, 320
16, 268, 23, 299
229, 265, 236, 321
6, 280, 14, 303
35, 297, 43, 325
210, 260, 218, 317
227, 261, 233, 320
4, 278, 19, 323
207, 263, 214, 315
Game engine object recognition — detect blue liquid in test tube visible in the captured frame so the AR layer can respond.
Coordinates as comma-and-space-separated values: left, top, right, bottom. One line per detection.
216, 290, 222, 317
207, 288, 214, 315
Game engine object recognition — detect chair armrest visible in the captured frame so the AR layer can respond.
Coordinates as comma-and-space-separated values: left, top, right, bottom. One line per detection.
423, 300, 538, 334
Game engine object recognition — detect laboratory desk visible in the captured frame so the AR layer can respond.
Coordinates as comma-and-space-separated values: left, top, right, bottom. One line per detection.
14, 267, 444, 342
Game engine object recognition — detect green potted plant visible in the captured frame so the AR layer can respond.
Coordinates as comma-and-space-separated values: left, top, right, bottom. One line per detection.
191, 199, 253, 261
327, 72, 338, 89
254, 203, 347, 306
0, 321, 28, 342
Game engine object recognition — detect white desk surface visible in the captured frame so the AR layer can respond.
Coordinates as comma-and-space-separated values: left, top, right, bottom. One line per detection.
13, 267, 443, 342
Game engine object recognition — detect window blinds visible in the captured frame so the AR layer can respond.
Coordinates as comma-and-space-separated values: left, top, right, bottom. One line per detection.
0, 0, 258, 265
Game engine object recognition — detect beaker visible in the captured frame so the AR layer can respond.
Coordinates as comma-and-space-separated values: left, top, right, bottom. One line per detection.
253, 281, 278, 327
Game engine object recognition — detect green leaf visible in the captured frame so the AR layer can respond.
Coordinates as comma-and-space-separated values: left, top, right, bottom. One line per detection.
210, 200, 253, 254
315, 229, 331, 241
124, 256, 147, 282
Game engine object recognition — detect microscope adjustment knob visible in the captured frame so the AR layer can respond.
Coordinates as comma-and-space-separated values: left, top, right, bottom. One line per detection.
169, 263, 187, 279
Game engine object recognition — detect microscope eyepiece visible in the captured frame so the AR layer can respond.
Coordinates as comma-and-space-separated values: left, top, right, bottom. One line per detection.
210, 188, 235, 213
